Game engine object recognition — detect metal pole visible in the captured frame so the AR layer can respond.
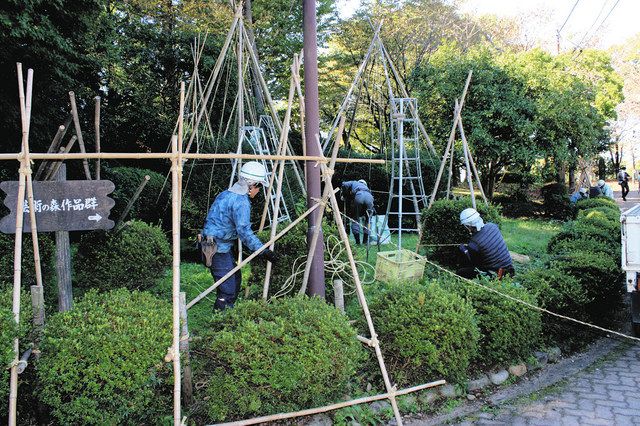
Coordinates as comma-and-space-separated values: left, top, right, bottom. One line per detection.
303, 0, 325, 297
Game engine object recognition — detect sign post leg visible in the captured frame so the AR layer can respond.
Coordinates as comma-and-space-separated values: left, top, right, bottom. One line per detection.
55, 164, 73, 312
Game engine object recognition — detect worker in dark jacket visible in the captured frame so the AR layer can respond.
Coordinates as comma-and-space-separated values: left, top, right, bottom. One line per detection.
457, 208, 514, 279
341, 179, 375, 245
202, 161, 278, 310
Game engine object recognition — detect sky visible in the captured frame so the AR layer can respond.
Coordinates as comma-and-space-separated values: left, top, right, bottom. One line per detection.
336, 0, 640, 50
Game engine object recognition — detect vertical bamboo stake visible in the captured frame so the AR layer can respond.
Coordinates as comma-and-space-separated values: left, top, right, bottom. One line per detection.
69, 91, 92, 180
228, 19, 245, 190
298, 117, 344, 295
44, 136, 76, 181
178, 82, 185, 212
170, 135, 182, 425
9, 63, 32, 426
457, 100, 476, 209
458, 116, 488, 206
94, 96, 101, 180
114, 175, 150, 231
179, 292, 193, 405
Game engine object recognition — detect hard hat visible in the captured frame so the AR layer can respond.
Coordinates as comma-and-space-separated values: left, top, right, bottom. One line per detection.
597, 179, 605, 187
579, 187, 587, 194
358, 179, 368, 187
240, 161, 269, 187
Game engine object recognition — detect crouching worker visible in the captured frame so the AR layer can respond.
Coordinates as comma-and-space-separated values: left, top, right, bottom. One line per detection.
202, 161, 278, 310
457, 208, 514, 279
569, 187, 589, 204
341, 179, 375, 245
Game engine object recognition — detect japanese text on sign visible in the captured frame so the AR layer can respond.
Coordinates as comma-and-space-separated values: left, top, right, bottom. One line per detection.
22, 197, 99, 213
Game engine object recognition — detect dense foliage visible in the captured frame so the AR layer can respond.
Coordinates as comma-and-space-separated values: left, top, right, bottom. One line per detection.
441, 277, 542, 367
36, 289, 172, 424
74, 220, 171, 292
420, 198, 502, 265
362, 281, 480, 385
194, 297, 364, 422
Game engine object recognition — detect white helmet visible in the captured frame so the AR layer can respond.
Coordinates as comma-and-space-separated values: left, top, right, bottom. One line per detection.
460, 208, 484, 231
358, 179, 368, 187
597, 179, 605, 188
240, 161, 269, 187
579, 187, 587, 195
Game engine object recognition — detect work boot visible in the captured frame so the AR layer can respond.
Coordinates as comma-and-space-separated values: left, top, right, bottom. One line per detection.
354, 233, 361, 245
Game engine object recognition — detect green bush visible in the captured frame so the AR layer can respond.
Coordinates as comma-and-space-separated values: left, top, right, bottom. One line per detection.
548, 220, 619, 255
541, 182, 574, 220
441, 277, 542, 367
1, 289, 32, 414
517, 268, 591, 349
576, 206, 620, 223
361, 281, 479, 386
194, 297, 364, 422
74, 220, 171, 292
420, 198, 502, 266
551, 250, 623, 323
492, 194, 540, 218
575, 197, 619, 212
36, 289, 172, 425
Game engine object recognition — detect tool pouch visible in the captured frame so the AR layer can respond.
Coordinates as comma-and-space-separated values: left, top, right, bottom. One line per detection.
199, 235, 217, 268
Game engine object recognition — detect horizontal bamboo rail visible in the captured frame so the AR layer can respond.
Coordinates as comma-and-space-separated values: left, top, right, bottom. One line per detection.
214, 379, 446, 426
0, 152, 384, 164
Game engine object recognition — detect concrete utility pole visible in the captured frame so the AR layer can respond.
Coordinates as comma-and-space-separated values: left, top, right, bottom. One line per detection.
303, 0, 325, 297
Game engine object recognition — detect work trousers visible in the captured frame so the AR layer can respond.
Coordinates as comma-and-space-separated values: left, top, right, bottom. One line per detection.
621, 181, 630, 200
350, 191, 374, 244
209, 251, 242, 310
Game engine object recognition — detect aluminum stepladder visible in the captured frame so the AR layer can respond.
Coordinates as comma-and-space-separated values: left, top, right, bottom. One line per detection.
383, 98, 428, 250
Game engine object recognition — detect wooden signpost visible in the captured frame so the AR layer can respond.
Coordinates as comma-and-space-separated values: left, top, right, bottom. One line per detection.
0, 179, 116, 233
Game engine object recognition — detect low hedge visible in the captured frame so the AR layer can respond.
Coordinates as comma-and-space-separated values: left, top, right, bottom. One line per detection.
576, 206, 620, 223
551, 250, 622, 324
74, 220, 171, 292
1, 289, 32, 415
362, 281, 479, 386
420, 198, 502, 266
575, 197, 619, 212
36, 289, 172, 424
194, 297, 364, 422
441, 277, 542, 367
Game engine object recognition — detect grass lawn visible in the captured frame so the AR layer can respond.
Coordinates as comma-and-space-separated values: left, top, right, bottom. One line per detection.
501, 217, 561, 256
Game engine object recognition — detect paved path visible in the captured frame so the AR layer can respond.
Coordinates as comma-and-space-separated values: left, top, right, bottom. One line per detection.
612, 180, 640, 211
455, 343, 640, 425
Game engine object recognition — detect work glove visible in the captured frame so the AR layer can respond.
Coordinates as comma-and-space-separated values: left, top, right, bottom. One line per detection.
261, 249, 279, 264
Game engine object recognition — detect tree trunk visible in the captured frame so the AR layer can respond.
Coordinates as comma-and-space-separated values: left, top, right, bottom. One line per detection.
568, 165, 576, 190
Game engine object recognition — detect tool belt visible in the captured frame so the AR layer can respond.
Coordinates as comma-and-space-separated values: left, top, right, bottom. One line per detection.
198, 234, 217, 268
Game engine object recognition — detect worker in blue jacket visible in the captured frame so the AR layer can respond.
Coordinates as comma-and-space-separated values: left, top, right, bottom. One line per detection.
457, 208, 514, 279
202, 161, 277, 310
341, 179, 375, 245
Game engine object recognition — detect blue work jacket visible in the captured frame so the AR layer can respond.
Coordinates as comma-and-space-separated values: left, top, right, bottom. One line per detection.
202, 187, 263, 254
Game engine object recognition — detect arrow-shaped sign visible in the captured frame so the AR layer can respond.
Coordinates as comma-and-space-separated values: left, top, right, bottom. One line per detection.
88, 213, 102, 222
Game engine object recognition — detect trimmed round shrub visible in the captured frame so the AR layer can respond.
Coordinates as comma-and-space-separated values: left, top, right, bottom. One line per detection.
517, 268, 591, 349
576, 206, 620, 223
36, 289, 172, 424
548, 220, 619, 255
551, 250, 623, 324
195, 297, 364, 422
74, 220, 171, 292
575, 197, 619, 212
420, 198, 502, 266
441, 277, 542, 367
362, 281, 479, 386
1, 288, 32, 414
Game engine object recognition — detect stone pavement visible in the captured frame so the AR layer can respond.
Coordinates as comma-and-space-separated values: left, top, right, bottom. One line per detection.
613, 181, 640, 211
455, 343, 640, 425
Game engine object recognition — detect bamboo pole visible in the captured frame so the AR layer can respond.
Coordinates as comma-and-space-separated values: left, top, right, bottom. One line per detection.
322, 166, 403, 425
186, 201, 322, 310
94, 96, 101, 180
457, 100, 476, 209
34, 123, 67, 180
9, 63, 32, 426
427, 70, 473, 209
214, 379, 445, 426
179, 292, 193, 405
170, 135, 182, 425
458, 115, 488, 206
44, 136, 77, 181
0, 151, 385, 163
298, 117, 344, 295
258, 61, 297, 232
114, 175, 151, 231
69, 91, 92, 180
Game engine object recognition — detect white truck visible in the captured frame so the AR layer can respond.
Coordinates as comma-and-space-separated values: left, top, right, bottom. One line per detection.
621, 204, 640, 335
